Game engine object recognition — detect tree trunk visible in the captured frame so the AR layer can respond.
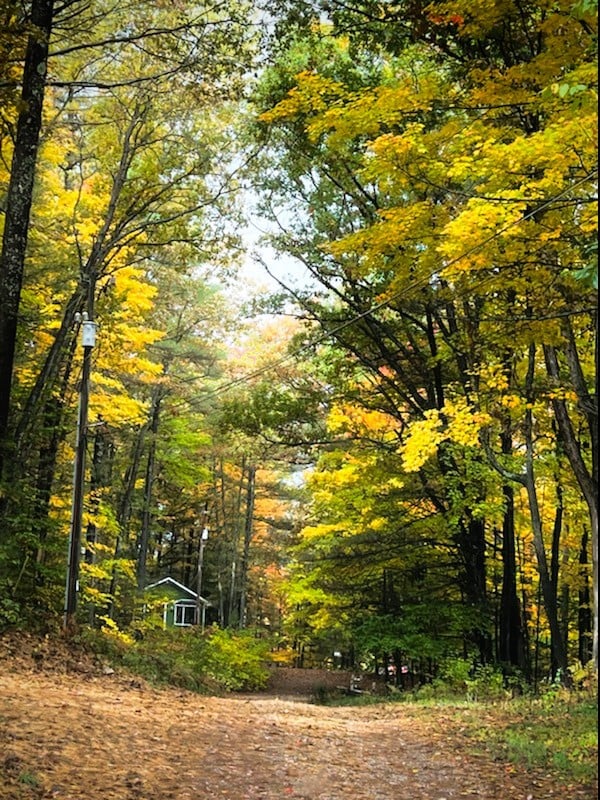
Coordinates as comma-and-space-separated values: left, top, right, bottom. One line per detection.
578, 528, 593, 665
107, 423, 149, 618
0, 0, 55, 476
543, 339, 598, 670
117, 424, 149, 535
498, 482, 527, 672
183, 532, 194, 588
85, 421, 113, 625
454, 513, 492, 663
227, 457, 246, 627
85, 421, 113, 565
515, 532, 532, 681
524, 345, 569, 680
550, 481, 564, 678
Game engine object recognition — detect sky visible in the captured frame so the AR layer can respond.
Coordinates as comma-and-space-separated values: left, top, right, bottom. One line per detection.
235, 210, 315, 298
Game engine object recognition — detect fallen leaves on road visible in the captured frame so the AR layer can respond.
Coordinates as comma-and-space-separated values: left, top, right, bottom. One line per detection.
0, 637, 596, 800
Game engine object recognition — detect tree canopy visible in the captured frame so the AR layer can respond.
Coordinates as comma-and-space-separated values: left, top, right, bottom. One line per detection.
0, 0, 597, 687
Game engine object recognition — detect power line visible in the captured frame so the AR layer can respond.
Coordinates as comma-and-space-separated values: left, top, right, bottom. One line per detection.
180, 166, 598, 407
91, 165, 597, 428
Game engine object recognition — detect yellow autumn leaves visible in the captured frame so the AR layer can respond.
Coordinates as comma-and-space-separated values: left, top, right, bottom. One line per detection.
400, 400, 491, 472
326, 396, 490, 474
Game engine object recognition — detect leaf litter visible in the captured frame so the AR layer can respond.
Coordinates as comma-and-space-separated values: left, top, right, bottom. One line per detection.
0, 636, 596, 800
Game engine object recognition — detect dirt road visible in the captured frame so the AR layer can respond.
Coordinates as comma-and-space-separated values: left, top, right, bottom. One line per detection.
1, 663, 595, 800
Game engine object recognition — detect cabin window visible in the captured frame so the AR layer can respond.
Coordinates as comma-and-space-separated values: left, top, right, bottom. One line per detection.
174, 603, 196, 626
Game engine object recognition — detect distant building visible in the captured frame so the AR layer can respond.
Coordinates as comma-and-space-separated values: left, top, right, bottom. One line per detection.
145, 577, 211, 628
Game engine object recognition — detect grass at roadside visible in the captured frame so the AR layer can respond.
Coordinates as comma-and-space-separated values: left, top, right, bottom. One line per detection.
454, 692, 598, 784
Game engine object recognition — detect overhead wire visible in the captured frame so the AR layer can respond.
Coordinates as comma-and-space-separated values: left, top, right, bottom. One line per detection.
174, 165, 598, 408
88, 164, 597, 428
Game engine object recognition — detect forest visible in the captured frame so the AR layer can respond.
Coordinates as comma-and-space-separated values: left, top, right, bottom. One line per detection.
0, 0, 597, 701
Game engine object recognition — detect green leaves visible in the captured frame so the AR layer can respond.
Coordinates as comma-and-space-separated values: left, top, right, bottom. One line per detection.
249, 0, 598, 680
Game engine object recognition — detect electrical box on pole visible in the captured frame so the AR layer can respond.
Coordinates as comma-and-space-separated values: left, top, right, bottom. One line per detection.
81, 319, 97, 347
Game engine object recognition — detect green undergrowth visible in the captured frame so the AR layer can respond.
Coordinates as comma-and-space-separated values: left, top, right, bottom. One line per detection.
461, 691, 598, 784
80, 624, 273, 693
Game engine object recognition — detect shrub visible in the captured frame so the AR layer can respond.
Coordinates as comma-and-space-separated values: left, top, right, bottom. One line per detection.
412, 658, 509, 701
202, 627, 272, 691
81, 624, 272, 693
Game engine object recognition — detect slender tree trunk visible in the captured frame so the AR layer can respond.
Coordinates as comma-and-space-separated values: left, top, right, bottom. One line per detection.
183, 531, 194, 588
85, 421, 113, 565
107, 424, 149, 619
497, 349, 527, 673
544, 339, 598, 670
533, 582, 543, 691
210, 457, 227, 625
85, 421, 113, 625
579, 528, 593, 665
227, 458, 246, 627
238, 465, 256, 629
523, 344, 569, 680
455, 513, 492, 663
550, 482, 564, 678
228, 559, 237, 628
0, 0, 55, 476
498, 482, 526, 671
560, 551, 570, 668
515, 532, 532, 681
117, 425, 149, 534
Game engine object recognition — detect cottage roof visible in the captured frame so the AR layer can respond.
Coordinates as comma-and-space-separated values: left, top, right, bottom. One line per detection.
145, 576, 211, 605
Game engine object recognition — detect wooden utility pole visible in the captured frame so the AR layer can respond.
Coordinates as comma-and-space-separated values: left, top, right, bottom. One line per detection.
196, 502, 210, 630
238, 465, 256, 629
64, 282, 97, 633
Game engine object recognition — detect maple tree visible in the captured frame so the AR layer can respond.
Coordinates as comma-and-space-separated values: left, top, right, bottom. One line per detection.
249, 0, 598, 678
